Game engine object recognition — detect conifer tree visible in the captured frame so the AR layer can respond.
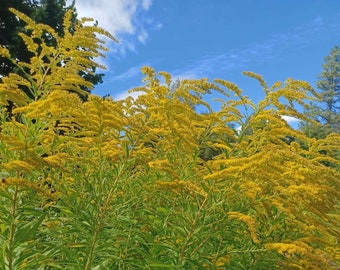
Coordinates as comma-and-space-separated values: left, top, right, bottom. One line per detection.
300, 46, 340, 138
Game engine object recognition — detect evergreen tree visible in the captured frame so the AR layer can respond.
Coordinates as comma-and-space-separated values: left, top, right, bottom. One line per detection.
300, 46, 340, 138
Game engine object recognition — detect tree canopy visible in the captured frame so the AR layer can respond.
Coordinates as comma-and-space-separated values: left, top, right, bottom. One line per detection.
0, 0, 104, 89
301, 46, 340, 138
0, 8, 339, 270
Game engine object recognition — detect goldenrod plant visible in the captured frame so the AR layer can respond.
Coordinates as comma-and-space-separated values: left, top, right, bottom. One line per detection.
0, 9, 339, 269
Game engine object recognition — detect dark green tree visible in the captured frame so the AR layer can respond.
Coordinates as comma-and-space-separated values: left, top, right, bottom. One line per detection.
300, 46, 340, 138
0, 0, 36, 76
0, 0, 104, 89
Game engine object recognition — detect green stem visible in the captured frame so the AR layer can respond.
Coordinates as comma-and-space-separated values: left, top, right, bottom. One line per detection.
178, 192, 209, 265
84, 161, 124, 270
7, 185, 19, 270
84, 220, 101, 270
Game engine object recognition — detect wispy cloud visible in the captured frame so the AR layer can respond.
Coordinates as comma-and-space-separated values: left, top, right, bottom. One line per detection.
114, 89, 143, 100
171, 15, 339, 80
110, 16, 326, 99
110, 64, 146, 100
141, 0, 152, 10
67, 0, 159, 57
112, 65, 143, 81
313, 15, 323, 25
137, 28, 148, 44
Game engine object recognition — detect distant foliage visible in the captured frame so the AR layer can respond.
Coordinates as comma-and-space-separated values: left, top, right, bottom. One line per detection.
301, 46, 340, 138
0, 0, 106, 89
0, 10, 339, 270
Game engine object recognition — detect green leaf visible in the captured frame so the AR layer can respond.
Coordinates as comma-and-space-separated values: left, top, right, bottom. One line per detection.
148, 263, 176, 268
13, 211, 46, 246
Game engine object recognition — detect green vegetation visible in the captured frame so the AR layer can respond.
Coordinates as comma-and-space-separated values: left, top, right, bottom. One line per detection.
0, 8, 339, 270
300, 46, 340, 138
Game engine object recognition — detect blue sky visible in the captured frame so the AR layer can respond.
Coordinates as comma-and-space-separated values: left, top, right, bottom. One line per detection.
70, 0, 340, 118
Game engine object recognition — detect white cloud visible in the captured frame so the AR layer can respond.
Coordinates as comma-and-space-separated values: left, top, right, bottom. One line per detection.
68, 0, 135, 35
69, 0, 151, 35
234, 116, 300, 134
281, 115, 301, 124
67, 0, 157, 57
235, 125, 242, 134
